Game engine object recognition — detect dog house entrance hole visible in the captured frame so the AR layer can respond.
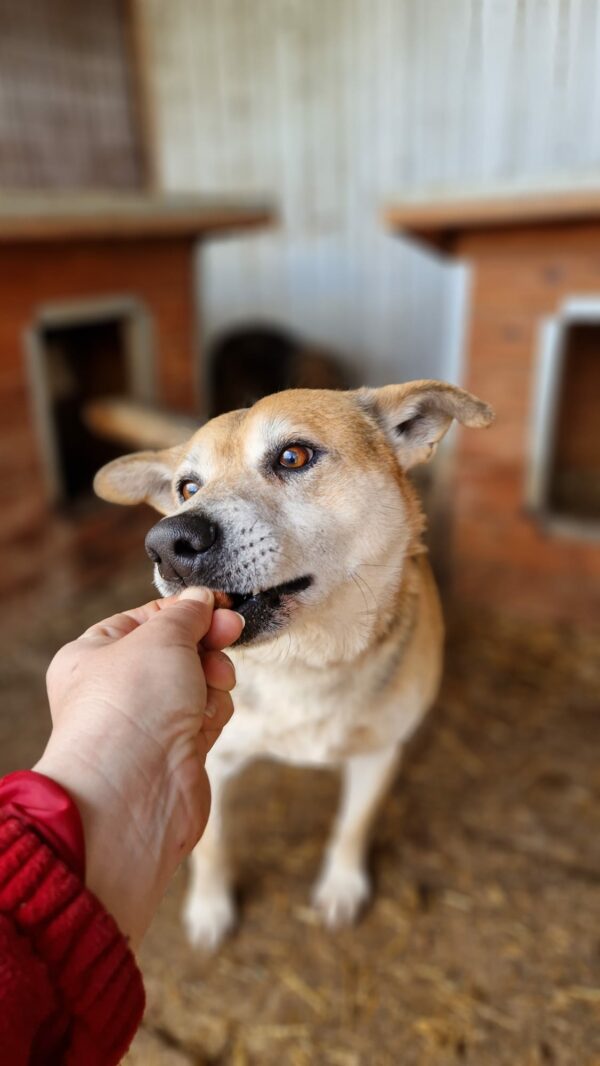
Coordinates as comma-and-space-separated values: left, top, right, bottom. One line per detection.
529, 304, 600, 536
28, 298, 155, 505
549, 323, 600, 521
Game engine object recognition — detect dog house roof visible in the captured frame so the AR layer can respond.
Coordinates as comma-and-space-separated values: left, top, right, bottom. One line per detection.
0, 193, 274, 244
385, 185, 600, 252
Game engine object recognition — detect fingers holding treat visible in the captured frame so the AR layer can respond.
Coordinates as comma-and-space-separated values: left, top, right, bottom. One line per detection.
202, 607, 245, 651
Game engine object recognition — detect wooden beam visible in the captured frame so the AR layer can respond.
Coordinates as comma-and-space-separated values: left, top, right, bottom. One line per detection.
384, 188, 600, 250
84, 398, 199, 451
0, 194, 274, 243
126, 0, 160, 192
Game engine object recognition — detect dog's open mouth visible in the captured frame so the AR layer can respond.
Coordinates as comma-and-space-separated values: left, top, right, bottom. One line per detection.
211, 575, 312, 612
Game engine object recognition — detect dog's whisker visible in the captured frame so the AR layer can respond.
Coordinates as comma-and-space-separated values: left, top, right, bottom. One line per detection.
349, 571, 370, 616
350, 570, 379, 614
357, 561, 407, 569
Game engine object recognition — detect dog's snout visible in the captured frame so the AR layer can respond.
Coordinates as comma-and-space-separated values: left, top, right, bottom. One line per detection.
145, 514, 219, 581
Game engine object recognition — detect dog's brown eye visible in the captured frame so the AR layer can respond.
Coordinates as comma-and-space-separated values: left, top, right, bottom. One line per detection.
278, 445, 313, 470
180, 480, 200, 500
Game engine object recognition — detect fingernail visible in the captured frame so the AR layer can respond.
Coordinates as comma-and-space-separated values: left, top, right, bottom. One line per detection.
234, 612, 246, 628
180, 587, 214, 606
204, 700, 217, 718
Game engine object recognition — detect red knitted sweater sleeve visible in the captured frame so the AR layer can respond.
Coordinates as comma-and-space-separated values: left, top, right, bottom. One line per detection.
0, 811, 145, 1065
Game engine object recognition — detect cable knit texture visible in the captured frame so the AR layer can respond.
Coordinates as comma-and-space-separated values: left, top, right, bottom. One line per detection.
0, 810, 145, 1064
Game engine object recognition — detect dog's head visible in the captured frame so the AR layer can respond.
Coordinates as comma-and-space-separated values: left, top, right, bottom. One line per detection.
95, 382, 493, 659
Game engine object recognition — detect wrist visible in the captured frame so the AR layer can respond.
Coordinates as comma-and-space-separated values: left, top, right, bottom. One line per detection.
34, 735, 173, 947
0, 769, 86, 877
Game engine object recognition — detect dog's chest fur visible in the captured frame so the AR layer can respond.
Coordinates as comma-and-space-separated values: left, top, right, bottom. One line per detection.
216, 557, 442, 768
225, 654, 388, 765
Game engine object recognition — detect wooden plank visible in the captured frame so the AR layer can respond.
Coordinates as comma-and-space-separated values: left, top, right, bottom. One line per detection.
0, 195, 274, 243
126, 0, 160, 192
384, 188, 600, 251
84, 398, 199, 451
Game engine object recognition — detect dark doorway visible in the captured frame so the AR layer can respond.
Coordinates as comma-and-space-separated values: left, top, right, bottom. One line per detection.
28, 298, 155, 505
548, 323, 600, 522
42, 318, 130, 502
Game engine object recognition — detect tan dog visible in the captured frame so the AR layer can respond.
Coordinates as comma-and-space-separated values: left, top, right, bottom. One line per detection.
95, 381, 494, 950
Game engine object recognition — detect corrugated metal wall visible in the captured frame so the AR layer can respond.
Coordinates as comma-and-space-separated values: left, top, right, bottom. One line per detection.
142, 0, 600, 389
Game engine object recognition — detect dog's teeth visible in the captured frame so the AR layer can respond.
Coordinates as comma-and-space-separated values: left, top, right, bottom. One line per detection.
252, 588, 260, 597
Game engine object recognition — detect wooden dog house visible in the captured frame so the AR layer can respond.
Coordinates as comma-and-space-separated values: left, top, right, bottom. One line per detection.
387, 189, 600, 623
0, 194, 271, 594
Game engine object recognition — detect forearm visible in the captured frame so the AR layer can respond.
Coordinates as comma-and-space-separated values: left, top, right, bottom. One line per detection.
33, 737, 171, 949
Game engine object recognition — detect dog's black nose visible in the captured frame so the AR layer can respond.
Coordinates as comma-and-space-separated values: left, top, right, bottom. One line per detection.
145, 514, 219, 582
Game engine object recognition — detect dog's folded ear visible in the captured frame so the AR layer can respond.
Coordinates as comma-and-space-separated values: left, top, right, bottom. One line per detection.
94, 447, 181, 514
359, 380, 495, 469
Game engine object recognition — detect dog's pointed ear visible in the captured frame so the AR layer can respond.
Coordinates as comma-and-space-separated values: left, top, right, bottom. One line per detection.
359, 380, 495, 470
94, 446, 182, 514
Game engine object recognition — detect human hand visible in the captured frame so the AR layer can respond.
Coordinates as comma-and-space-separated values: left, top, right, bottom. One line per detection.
34, 588, 244, 948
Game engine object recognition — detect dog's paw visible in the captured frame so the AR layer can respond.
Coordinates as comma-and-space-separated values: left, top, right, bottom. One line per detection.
182, 889, 236, 952
312, 864, 370, 930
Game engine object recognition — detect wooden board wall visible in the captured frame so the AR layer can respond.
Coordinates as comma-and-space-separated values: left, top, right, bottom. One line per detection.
141, 0, 600, 386
0, 0, 145, 189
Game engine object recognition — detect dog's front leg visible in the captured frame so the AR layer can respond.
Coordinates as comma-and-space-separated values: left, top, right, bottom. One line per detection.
313, 745, 401, 929
182, 752, 248, 952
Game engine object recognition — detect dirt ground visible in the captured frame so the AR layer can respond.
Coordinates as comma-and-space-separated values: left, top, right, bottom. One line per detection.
1, 535, 598, 1066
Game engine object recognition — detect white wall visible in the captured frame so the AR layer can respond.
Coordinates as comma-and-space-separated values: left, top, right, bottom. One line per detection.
142, 0, 600, 390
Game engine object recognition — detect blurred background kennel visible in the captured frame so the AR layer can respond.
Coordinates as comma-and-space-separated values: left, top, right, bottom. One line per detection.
0, 2, 598, 1064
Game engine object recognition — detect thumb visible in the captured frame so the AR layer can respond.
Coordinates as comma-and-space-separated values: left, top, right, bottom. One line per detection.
144, 587, 215, 648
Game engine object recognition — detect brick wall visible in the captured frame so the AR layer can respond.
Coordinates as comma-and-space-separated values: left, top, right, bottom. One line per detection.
0, 238, 198, 590
451, 224, 600, 624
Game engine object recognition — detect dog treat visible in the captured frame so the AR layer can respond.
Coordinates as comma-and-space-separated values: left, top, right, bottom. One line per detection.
212, 589, 234, 610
